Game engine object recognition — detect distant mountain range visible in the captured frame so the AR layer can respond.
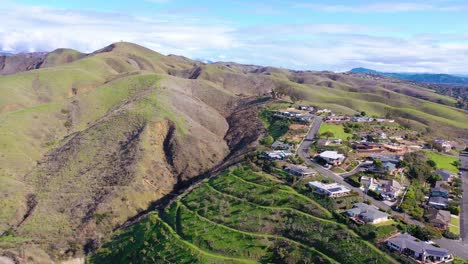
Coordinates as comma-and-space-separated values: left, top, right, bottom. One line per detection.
350, 67, 468, 84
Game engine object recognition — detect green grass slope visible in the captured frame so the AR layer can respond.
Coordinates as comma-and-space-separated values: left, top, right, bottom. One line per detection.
41, 48, 86, 68
92, 167, 395, 264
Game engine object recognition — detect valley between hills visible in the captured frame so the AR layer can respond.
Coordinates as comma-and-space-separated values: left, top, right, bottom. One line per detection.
0, 42, 467, 263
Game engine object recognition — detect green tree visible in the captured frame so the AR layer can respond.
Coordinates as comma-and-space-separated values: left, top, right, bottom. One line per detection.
321, 131, 334, 139
260, 135, 274, 146
427, 160, 437, 168
360, 111, 366, 116
452, 160, 461, 168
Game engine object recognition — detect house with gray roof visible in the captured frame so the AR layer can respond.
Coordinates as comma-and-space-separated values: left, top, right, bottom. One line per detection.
387, 233, 452, 263
271, 141, 293, 150
346, 202, 389, 224
435, 169, 456, 182
425, 208, 451, 230
428, 196, 449, 209
285, 164, 316, 177
431, 187, 449, 199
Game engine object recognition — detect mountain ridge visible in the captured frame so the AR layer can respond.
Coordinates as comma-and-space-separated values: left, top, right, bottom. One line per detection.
350, 67, 468, 84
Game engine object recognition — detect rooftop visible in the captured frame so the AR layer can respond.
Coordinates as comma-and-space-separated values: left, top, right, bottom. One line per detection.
318, 151, 345, 160
388, 233, 450, 257
308, 181, 350, 194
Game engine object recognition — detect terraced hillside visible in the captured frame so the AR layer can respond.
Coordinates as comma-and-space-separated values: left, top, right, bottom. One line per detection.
91, 167, 396, 264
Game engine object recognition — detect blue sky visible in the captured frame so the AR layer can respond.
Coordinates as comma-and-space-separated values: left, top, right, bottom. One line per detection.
1, 0, 468, 73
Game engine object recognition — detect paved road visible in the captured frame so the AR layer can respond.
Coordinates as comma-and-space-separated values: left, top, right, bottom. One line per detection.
459, 155, 468, 243
435, 237, 468, 259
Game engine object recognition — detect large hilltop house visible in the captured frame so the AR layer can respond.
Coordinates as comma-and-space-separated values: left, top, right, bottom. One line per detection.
386, 233, 453, 263
308, 181, 351, 198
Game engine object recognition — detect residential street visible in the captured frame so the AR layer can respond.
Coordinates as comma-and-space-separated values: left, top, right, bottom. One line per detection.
459, 155, 468, 243
297, 116, 468, 259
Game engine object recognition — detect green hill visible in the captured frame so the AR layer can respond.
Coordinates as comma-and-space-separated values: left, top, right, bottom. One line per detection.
91, 167, 396, 264
0, 42, 466, 262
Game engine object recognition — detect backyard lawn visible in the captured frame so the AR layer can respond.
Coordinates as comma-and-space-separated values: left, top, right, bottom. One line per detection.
449, 215, 460, 235
424, 151, 459, 174
319, 123, 352, 140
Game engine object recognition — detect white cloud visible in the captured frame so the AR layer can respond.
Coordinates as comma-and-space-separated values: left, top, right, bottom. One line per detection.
0, 3, 468, 74
296, 2, 467, 12
0, 5, 237, 55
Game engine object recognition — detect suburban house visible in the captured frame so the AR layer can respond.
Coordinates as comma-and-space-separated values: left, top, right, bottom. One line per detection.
324, 115, 350, 123
316, 109, 331, 115
317, 139, 342, 147
308, 181, 351, 198
285, 164, 316, 177
352, 142, 384, 153
317, 138, 331, 147
435, 181, 449, 188
425, 208, 451, 230
387, 233, 453, 263
431, 187, 449, 199
376, 118, 395, 123
346, 202, 389, 224
434, 139, 453, 152
435, 169, 456, 183
271, 141, 293, 150
428, 196, 449, 209
317, 151, 345, 166
360, 176, 403, 201
272, 111, 312, 123
351, 116, 374, 122
380, 180, 403, 200
298, 105, 314, 112
262, 150, 294, 160
383, 144, 408, 153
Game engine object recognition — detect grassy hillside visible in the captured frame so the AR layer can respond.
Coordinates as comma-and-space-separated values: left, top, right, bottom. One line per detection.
92, 167, 395, 264
0, 42, 264, 261
0, 41, 466, 262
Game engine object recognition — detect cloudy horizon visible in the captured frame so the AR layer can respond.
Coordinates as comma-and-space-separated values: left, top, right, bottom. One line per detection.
1, 0, 468, 74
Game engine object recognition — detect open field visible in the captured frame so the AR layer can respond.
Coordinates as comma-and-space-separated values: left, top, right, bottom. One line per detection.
92, 166, 396, 263
425, 150, 460, 173
319, 123, 352, 140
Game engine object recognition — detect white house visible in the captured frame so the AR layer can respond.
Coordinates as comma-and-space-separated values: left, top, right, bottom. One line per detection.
262, 150, 294, 160
317, 151, 345, 165
308, 181, 351, 198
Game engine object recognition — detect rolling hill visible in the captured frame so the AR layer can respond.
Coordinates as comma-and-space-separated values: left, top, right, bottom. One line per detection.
0, 42, 466, 262
350, 67, 468, 84
91, 167, 396, 264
